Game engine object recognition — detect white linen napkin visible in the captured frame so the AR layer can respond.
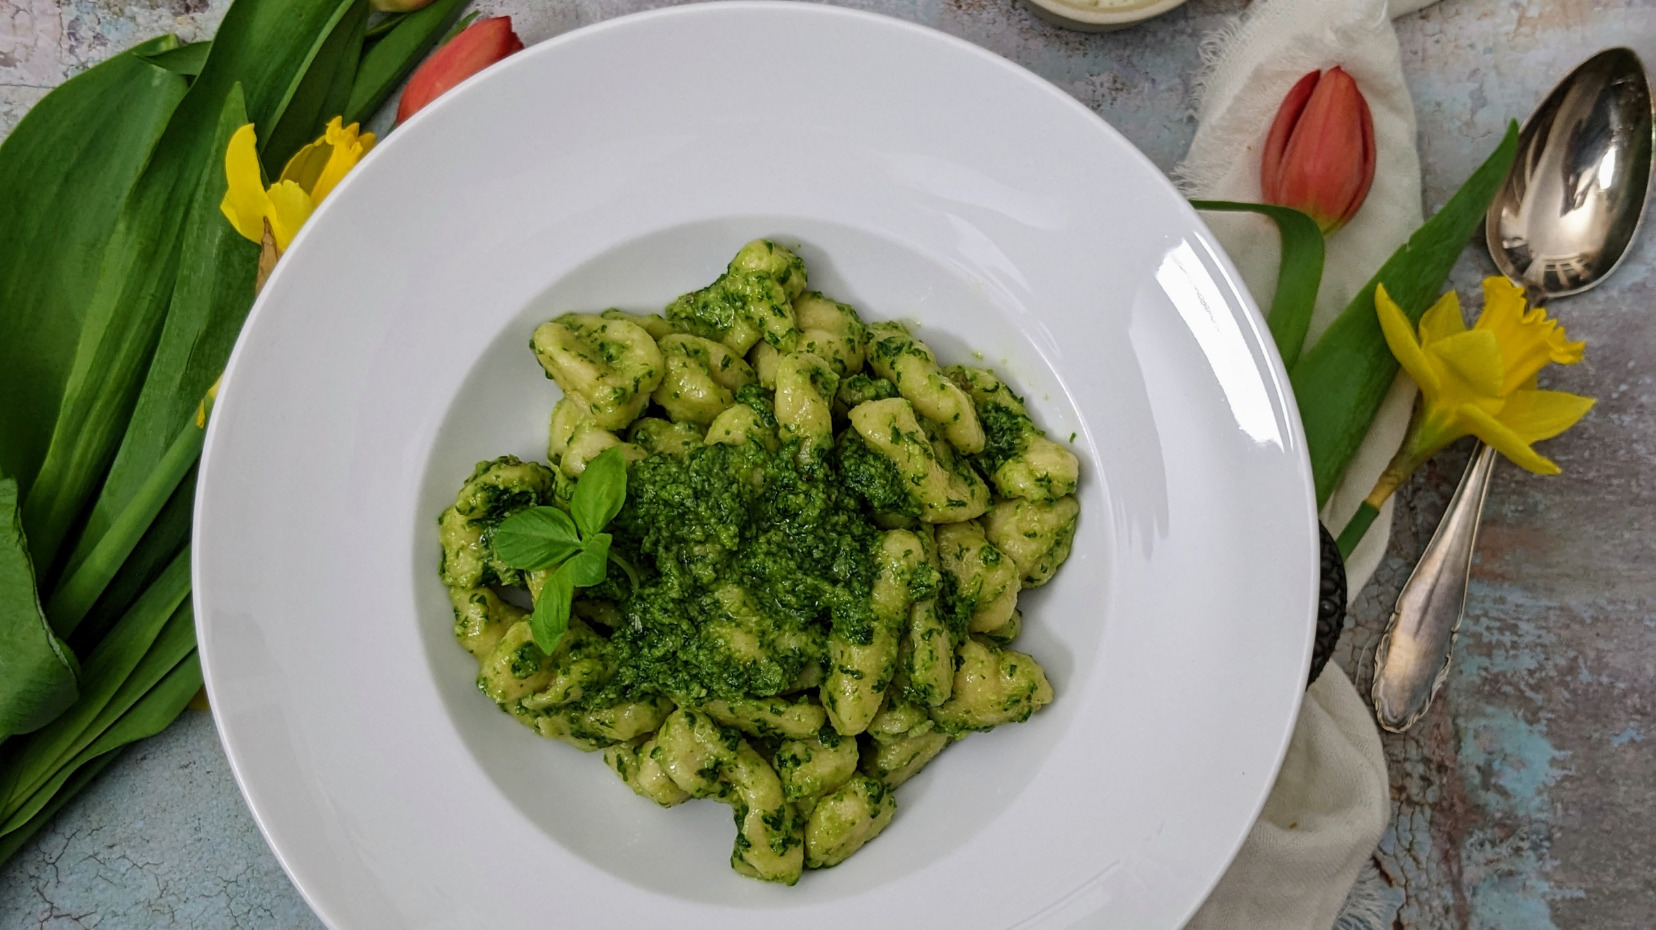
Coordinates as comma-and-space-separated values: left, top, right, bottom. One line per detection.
1174, 0, 1438, 926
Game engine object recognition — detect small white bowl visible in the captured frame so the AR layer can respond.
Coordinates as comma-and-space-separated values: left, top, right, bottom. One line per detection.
1021, 0, 1189, 32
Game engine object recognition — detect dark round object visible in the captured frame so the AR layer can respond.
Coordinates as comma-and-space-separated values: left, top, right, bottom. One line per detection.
1308, 522, 1346, 687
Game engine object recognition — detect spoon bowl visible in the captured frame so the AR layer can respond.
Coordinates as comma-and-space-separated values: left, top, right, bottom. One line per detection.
1487, 47, 1653, 300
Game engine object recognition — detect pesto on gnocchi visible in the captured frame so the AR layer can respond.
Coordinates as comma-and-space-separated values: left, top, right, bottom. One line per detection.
438, 240, 1080, 885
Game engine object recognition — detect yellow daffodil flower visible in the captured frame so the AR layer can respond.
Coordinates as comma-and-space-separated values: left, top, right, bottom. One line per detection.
1366, 276, 1593, 507
1336, 276, 1594, 556
219, 116, 375, 252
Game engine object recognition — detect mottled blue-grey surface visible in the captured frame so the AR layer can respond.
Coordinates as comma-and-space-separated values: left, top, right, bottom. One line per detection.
1, 0, 1653, 927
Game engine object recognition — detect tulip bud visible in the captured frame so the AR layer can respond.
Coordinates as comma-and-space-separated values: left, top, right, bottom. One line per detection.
396, 16, 525, 124
370, 0, 435, 11
1260, 67, 1376, 235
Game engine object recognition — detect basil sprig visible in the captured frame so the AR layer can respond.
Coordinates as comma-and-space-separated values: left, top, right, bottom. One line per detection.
491, 446, 636, 652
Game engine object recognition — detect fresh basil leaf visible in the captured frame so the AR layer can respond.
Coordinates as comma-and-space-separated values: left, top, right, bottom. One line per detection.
529, 562, 575, 653
607, 549, 640, 594
568, 534, 611, 588
571, 447, 628, 538
491, 506, 580, 570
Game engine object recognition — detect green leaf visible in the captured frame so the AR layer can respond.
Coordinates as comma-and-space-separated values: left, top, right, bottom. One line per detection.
0, 480, 78, 739
439, 10, 482, 45
365, 11, 408, 40
0, 603, 197, 834
66, 472, 193, 654
571, 448, 629, 538
491, 506, 582, 570
0, 747, 118, 868
55, 87, 253, 621
346, 0, 469, 125
1189, 201, 1325, 369
137, 40, 213, 78
1291, 122, 1520, 504
21, 0, 363, 576
0, 549, 189, 819
607, 549, 641, 594
1336, 502, 1381, 559
569, 533, 611, 588
48, 413, 204, 638
55, 88, 251, 602
0, 37, 187, 502
261, 0, 369, 170
530, 562, 576, 653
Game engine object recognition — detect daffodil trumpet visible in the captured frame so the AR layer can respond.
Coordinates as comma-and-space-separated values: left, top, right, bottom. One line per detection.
1335, 277, 1594, 557
219, 116, 375, 254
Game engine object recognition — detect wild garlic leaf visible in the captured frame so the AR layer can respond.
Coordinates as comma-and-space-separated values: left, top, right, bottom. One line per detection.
0, 479, 78, 739
571, 447, 628, 538
22, 0, 372, 570
568, 533, 610, 588
491, 506, 580, 570
346, 0, 470, 124
530, 561, 576, 653
0, 36, 185, 503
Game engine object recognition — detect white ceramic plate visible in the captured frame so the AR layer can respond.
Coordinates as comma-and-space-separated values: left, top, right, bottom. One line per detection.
194, 4, 1316, 928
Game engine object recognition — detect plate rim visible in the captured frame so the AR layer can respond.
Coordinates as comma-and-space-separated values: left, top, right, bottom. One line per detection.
193, 4, 1317, 927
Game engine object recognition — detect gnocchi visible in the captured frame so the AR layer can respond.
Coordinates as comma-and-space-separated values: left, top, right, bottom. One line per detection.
438, 240, 1080, 883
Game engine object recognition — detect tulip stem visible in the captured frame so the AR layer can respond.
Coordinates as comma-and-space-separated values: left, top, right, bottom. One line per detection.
1188, 200, 1324, 368
1336, 503, 1379, 559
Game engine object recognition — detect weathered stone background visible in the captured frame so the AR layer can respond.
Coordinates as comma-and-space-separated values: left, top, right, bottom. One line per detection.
1, 0, 1652, 926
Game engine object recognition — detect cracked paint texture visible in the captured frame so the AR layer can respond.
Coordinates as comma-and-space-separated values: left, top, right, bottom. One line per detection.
1, 0, 1653, 928
0, 711, 324, 929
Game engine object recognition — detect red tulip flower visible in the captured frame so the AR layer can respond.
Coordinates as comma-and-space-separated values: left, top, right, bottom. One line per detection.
397, 17, 525, 124
1260, 67, 1376, 235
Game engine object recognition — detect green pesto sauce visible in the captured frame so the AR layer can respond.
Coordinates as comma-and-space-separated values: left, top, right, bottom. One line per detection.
836, 373, 897, 406
733, 382, 778, 427
664, 270, 790, 346
973, 403, 1032, 476
832, 432, 921, 519
932, 569, 970, 640
594, 438, 885, 705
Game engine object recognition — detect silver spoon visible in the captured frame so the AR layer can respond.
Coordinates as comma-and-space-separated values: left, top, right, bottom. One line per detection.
1370, 47, 1653, 733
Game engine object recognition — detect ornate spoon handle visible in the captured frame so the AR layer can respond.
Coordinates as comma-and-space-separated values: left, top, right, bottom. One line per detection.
1371, 442, 1496, 732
